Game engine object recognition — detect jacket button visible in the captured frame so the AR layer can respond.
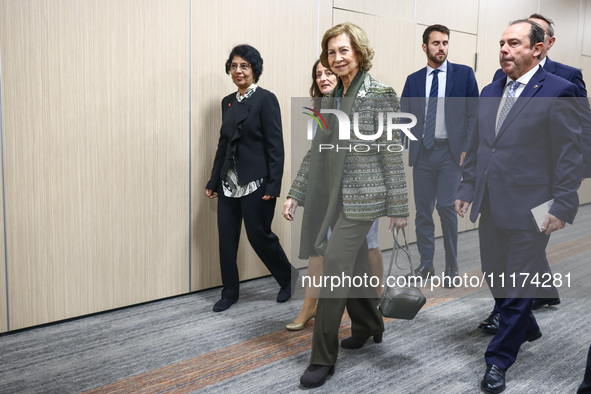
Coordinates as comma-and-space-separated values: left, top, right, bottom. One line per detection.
491, 148, 496, 153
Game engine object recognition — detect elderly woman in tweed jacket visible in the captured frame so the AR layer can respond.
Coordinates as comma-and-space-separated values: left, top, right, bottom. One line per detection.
282, 23, 409, 388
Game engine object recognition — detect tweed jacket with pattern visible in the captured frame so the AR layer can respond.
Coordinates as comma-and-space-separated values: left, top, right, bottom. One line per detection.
288, 71, 408, 258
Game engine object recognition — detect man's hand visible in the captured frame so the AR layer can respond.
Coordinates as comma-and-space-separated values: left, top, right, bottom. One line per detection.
455, 199, 470, 218
541, 213, 565, 235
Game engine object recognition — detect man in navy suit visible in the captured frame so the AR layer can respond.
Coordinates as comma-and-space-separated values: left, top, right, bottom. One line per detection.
401, 25, 479, 285
456, 20, 582, 393
478, 13, 591, 335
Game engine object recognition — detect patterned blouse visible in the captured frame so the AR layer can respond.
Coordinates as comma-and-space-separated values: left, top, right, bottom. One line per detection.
221, 84, 264, 198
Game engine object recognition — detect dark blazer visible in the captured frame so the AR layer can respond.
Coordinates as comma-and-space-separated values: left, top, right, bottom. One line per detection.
494, 57, 591, 177
401, 61, 479, 166
458, 66, 583, 229
206, 87, 284, 197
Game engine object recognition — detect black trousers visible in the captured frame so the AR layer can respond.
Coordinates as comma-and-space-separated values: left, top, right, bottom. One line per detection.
217, 182, 293, 300
579, 344, 591, 393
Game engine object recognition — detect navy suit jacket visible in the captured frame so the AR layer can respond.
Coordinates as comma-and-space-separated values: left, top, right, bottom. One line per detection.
206, 88, 285, 197
457, 66, 582, 230
494, 57, 591, 177
401, 61, 479, 166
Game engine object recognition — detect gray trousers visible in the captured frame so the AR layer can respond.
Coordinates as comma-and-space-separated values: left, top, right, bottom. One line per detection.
310, 211, 384, 366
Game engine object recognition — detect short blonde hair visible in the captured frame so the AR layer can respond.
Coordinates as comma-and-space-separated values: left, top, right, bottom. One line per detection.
320, 22, 374, 72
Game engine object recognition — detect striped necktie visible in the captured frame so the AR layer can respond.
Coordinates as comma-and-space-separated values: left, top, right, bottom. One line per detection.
496, 81, 520, 135
423, 69, 440, 149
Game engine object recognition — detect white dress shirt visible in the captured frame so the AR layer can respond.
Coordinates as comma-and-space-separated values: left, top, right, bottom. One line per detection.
425, 60, 449, 139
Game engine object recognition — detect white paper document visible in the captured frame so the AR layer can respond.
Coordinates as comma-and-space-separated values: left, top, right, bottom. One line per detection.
531, 199, 554, 232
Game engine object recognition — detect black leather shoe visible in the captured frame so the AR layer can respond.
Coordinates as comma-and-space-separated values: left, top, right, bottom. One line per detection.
478, 311, 500, 335
277, 268, 300, 303
300, 364, 335, 388
532, 297, 560, 310
414, 265, 434, 280
212, 298, 238, 312
481, 364, 506, 393
341, 333, 383, 349
524, 329, 542, 343
443, 266, 459, 288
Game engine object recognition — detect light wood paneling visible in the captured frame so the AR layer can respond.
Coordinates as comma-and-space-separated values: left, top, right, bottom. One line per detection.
0, 175, 5, 332
0, 0, 190, 330
191, 0, 325, 291
583, 55, 591, 86
475, 0, 539, 85
413, 25, 478, 79
581, 178, 591, 205
540, 0, 585, 68
333, 0, 414, 22
583, 0, 591, 56
333, 9, 416, 109
416, 0, 479, 35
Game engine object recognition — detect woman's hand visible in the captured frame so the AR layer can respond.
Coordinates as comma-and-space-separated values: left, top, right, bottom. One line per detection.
388, 217, 407, 233
282, 198, 298, 221
205, 189, 218, 199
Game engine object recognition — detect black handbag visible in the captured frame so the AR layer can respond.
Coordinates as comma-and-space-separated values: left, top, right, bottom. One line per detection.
378, 228, 426, 320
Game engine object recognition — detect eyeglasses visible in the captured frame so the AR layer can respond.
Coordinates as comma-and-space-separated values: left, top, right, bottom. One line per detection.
229, 63, 251, 72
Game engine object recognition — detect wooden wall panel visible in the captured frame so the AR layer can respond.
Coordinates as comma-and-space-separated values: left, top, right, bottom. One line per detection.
0, 0, 190, 330
583, 55, 591, 87
191, 0, 326, 290
582, 0, 591, 56
475, 0, 539, 85
540, 0, 585, 68
333, 0, 414, 22
416, 0, 479, 35
0, 170, 5, 332
413, 26, 478, 81
581, 178, 591, 205
333, 9, 415, 109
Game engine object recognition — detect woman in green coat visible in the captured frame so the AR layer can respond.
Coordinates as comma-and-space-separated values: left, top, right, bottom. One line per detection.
283, 23, 409, 388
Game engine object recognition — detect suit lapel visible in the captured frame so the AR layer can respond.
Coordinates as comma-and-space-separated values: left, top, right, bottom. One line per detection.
445, 62, 454, 97
495, 67, 545, 140
414, 68, 427, 118
482, 78, 504, 140
224, 97, 250, 143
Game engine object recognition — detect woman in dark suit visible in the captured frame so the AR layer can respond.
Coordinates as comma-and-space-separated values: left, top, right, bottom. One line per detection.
205, 44, 296, 312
